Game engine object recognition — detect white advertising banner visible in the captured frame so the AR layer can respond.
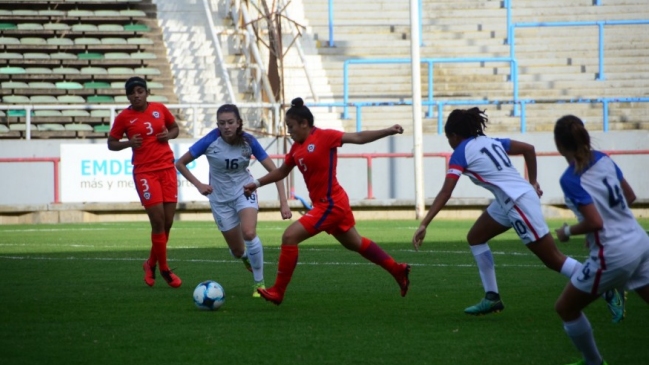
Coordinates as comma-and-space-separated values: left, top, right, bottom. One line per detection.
60, 144, 209, 203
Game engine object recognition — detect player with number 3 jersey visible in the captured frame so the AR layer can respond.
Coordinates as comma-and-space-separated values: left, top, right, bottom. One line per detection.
412, 108, 623, 319
552, 115, 649, 365
108, 76, 182, 289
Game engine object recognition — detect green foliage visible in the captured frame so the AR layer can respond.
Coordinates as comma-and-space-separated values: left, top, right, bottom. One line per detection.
0, 220, 647, 365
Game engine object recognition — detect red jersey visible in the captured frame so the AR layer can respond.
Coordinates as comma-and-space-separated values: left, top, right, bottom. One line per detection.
109, 102, 176, 174
285, 128, 348, 205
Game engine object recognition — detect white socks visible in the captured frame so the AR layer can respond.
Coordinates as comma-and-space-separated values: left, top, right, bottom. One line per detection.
470, 243, 498, 294
563, 313, 602, 365
560, 257, 582, 278
245, 236, 264, 283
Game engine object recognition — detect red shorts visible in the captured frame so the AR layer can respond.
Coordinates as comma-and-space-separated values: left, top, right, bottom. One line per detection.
133, 167, 178, 207
299, 200, 356, 236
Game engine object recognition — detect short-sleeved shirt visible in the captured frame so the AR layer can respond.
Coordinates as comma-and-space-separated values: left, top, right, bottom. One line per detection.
285, 128, 347, 206
109, 102, 176, 174
189, 129, 268, 203
560, 150, 649, 264
447, 135, 534, 211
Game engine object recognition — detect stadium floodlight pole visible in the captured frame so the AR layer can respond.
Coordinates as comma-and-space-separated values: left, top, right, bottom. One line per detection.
410, 0, 425, 219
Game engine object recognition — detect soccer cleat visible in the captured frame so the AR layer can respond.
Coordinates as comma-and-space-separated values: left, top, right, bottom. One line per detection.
142, 260, 156, 287
257, 286, 283, 305
563, 359, 608, 365
604, 288, 626, 323
241, 256, 252, 272
394, 263, 411, 297
252, 281, 265, 298
160, 269, 182, 288
464, 292, 504, 315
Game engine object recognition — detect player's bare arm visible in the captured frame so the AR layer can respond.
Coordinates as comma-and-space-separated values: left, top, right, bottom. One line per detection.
341, 124, 404, 145
243, 163, 293, 197
175, 152, 213, 196
508, 139, 542, 196
555, 203, 604, 242
157, 122, 180, 142
107, 134, 142, 151
259, 157, 293, 220
620, 178, 636, 205
412, 176, 458, 251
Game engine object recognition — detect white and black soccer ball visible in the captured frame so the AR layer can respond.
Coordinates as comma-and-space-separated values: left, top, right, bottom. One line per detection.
193, 280, 225, 311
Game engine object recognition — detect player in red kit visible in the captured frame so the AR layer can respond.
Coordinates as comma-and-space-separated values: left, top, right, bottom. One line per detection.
243, 97, 410, 305
107, 76, 182, 288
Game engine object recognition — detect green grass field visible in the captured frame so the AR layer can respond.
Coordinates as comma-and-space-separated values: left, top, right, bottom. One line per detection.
1, 219, 648, 365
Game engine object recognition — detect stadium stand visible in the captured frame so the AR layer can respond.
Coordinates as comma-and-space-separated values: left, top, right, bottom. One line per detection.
0, 0, 180, 139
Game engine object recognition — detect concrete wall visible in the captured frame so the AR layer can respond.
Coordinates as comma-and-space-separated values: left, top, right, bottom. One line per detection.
1, 130, 647, 211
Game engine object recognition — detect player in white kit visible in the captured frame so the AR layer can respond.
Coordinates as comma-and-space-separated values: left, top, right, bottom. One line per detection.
176, 104, 292, 296
412, 108, 624, 319
552, 115, 649, 365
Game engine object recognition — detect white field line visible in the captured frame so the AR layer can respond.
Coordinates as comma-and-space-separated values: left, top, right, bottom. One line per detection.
0, 254, 548, 268
0, 226, 429, 233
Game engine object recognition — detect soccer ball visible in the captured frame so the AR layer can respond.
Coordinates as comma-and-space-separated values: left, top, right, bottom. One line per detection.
193, 280, 225, 311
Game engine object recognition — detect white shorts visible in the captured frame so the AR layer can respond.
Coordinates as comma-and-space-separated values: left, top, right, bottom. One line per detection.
487, 190, 550, 244
210, 192, 258, 232
572, 243, 649, 295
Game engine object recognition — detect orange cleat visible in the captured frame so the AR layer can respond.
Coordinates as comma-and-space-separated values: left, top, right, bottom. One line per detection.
143, 261, 156, 287
160, 269, 182, 288
394, 263, 411, 297
257, 286, 284, 305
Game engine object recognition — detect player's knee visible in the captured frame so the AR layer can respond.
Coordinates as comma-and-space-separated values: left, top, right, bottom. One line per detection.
229, 247, 245, 258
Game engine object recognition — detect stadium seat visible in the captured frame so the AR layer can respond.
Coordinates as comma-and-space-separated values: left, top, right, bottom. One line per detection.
3, 95, 30, 103
101, 38, 128, 45
72, 24, 99, 32
30, 95, 59, 103
77, 52, 104, 60
37, 123, 66, 131
120, 10, 146, 17
50, 52, 78, 60
105, 52, 131, 59
0, 124, 9, 133
17, 23, 44, 31
93, 124, 111, 133
84, 81, 111, 89
67, 10, 94, 17
134, 67, 160, 75
23, 53, 50, 59
12, 10, 38, 16
130, 52, 156, 59
62, 110, 90, 117
90, 110, 111, 118
148, 95, 168, 102
99, 24, 125, 32
65, 123, 93, 132
108, 67, 134, 75
127, 38, 154, 45
87, 95, 114, 103
0, 37, 20, 45
114, 95, 128, 103
25, 67, 52, 74
80, 66, 108, 75
52, 67, 80, 74
1, 81, 28, 89
9, 123, 37, 131
57, 95, 86, 103
147, 81, 164, 89
0, 66, 26, 74
123, 24, 149, 32
43, 23, 70, 31
20, 38, 48, 45
56, 81, 84, 89
0, 23, 17, 30
39, 10, 65, 17
28, 82, 56, 89
7, 109, 28, 117
47, 38, 74, 46
75, 38, 102, 45
34, 110, 63, 117
0, 52, 22, 59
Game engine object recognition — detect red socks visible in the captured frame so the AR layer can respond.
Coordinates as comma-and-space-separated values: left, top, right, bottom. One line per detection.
273, 245, 299, 294
359, 237, 398, 274
151, 232, 168, 271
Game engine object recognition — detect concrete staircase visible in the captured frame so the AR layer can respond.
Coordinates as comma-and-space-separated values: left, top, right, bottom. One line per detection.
298, 0, 649, 133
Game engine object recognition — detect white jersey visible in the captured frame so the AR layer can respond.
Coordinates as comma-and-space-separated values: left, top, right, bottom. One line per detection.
188, 130, 268, 203
560, 150, 649, 265
447, 136, 534, 211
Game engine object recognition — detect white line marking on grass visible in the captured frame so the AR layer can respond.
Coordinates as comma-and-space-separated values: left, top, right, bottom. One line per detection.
0, 255, 547, 268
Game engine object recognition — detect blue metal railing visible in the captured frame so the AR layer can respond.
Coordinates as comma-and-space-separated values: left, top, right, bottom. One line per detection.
343, 57, 518, 119
509, 19, 649, 80
308, 97, 649, 134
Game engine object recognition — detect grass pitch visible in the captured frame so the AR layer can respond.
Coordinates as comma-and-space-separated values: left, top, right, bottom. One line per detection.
1, 219, 647, 365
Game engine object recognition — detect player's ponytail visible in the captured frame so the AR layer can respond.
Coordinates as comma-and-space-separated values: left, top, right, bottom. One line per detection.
554, 115, 593, 173
444, 107, 489, 138
286, 97, 314, 127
